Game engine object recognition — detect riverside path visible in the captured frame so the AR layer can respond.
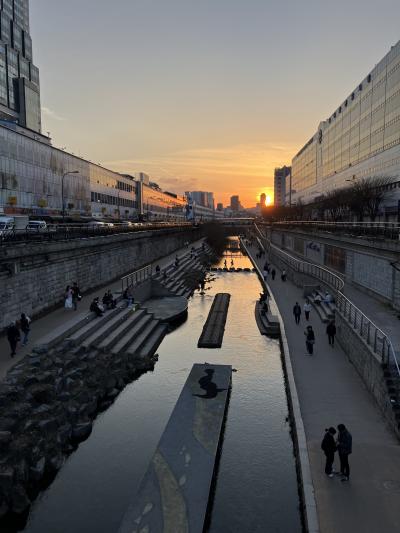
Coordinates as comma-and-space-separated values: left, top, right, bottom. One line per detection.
246, 242, 400, 533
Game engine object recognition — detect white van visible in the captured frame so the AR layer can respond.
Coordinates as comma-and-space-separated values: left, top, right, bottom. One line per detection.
26, 221, 47, 232
0, 217, 15, 237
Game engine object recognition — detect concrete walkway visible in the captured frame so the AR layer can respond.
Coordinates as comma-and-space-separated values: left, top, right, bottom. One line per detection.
0, 240, 204, 379
247, 243, 400, 533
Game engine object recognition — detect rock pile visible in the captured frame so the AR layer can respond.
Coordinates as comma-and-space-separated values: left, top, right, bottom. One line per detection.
0, 344, 157, 518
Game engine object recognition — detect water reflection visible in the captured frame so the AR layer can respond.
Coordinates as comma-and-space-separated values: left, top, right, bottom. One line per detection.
23, 246, 301, 533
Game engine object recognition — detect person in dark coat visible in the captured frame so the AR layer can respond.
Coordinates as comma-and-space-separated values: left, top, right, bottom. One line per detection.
321, 427, 337, 477
293, 302, 302, 325
271, 268, 276, 281
304, 325, 315, 355
20, 313, 31, 346
281, 270, 287, 281
326, 321, 336, 346
71, 282, 81, 311
337, 424, 352, 481
90, 297, 104, 317
7, 322, 20, 358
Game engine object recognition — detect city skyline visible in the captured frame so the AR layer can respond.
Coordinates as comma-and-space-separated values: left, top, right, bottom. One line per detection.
31, 0, 400, 206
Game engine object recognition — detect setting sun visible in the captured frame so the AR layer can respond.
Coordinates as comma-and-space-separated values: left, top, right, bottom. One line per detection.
266, 195, 272, 206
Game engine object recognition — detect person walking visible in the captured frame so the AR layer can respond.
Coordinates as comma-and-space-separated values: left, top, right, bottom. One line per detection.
304, 299, 312, 321
263, 269, 269, 282
271, 268, 276, 281
71, 282, 81, 311
326, 320, 336, 347
281, 269, 287, 282
337, 424, 352, 481
64, 286, 73, 310
7, 322, 20, 358
304, 325, 315, 355
321, 427, 337, 477
20, 313, 31, 346
293, 302, 302, 325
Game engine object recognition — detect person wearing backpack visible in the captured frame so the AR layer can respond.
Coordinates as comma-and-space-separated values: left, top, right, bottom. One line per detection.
20, 313, 31, 346
321, 427, 337, 477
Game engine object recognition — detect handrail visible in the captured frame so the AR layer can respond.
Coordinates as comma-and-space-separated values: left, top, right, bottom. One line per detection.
121, 265, 153, 293
265, 220, 400, 240
254, 223, 400, 379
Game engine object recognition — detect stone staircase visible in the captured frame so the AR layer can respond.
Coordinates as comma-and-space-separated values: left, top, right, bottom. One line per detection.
152, 244, 212, 298
65, 305, 167, 362
309, 289, 335, 323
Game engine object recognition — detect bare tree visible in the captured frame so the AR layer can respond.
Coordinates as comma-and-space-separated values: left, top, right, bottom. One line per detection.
362, 176, 392, 221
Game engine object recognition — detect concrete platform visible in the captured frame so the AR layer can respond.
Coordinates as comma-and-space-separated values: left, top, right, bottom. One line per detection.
198, 293, 231, 348
144, 296, 188, 323
119, 363, 232, 533
255, 301, 281, 338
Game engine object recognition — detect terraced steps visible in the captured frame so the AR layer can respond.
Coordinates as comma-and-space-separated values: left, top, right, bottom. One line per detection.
97, 310, 149, 353
137, 324, 168, 359
110, 314, 154, 355
78, 308, 139, 349
126, 320, 163, 356
67, 307, 125, 346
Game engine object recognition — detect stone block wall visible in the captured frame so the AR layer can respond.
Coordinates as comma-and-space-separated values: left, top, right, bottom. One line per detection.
0, 227, 201, 331
335, 311, 399, 437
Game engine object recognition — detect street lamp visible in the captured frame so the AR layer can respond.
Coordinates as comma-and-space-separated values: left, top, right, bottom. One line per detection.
62, 171, 79, 222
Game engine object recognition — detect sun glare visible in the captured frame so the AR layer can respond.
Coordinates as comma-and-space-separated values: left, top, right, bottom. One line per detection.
266, 195, 272, 206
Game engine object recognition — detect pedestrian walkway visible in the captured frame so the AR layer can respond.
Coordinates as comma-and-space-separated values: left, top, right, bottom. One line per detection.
0, 240, 205, 379
247, 243, 400, 533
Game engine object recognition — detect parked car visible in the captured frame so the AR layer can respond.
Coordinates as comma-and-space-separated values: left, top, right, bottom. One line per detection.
0, 218, 15, 237
26, 221, 48, 233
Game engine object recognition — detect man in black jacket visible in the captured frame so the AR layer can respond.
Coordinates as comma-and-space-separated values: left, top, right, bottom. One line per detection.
7, 322, 20, 358
337, 423, 352, 481
326, 321, 336, 346
293, 302, 302, 325
321, 427, 337, 477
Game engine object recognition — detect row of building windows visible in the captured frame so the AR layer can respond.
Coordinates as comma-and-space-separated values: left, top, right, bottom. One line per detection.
91, 191, 137, 209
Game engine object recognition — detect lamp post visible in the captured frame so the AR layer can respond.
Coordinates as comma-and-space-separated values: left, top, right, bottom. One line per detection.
62, 171, 79, 222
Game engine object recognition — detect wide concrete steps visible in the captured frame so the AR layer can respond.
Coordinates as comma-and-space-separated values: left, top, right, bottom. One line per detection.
137, 324, 168, 359
109, 314, 154, 355
79, 308, 140, 350
67, 307, 125, 346
126, 320, 164, 356
98, 311, 149, 353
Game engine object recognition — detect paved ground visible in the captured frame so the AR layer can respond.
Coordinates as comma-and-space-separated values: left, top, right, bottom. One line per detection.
248, 244, 400, 533
0, 240, 204, 379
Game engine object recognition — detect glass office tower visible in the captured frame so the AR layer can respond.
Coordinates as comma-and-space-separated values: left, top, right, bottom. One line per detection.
0, 0, 41, 132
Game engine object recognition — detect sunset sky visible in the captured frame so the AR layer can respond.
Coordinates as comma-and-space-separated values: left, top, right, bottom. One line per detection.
32, 0, 400, 207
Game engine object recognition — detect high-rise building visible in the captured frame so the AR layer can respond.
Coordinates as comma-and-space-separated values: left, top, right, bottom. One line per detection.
216, 202, 223, 211
291, 40, 400, 206
0, 0, 41, 132
186, 191, 215, 210
274, 166, 291, 206
230, 195, 240, 212
260, 193, 266, 207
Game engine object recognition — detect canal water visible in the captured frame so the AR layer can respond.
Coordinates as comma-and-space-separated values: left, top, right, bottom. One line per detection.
23, 245, 302, 533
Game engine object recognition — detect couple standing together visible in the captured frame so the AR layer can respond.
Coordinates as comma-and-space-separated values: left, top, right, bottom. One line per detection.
321, 424, 352, 481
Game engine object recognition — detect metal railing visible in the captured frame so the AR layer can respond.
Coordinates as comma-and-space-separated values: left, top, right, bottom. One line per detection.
121, 265, 153, 293
0, 221, 194, 246
269, 220, 400, 240
254, 223, 400, 377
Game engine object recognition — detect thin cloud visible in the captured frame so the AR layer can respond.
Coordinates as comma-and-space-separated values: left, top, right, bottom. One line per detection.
102, 141, 297, 206
42, 107, 66, 121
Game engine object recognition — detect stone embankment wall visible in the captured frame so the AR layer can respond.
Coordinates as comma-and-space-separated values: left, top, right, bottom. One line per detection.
270, 227, 400, 310
335, 311, 399, 438
0, 341, 157, 518
0, 227, 202, 330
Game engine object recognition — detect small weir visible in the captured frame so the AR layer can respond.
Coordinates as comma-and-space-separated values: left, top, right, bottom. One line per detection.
22, 240, 302, 533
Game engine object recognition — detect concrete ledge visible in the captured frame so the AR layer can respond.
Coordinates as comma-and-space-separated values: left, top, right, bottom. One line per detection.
198, 293, 231, 348
119, 363, 232, 533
